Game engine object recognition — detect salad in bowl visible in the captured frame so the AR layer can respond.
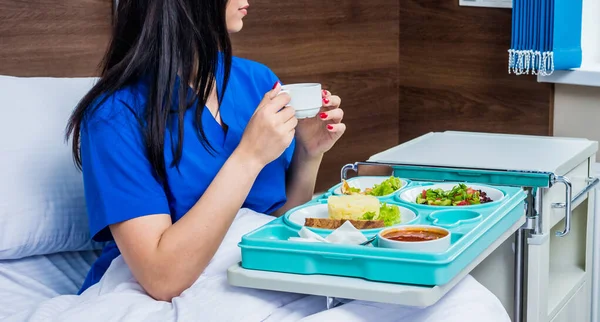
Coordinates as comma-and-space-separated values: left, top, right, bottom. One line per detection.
338, 176, 404, 197
399, 183, 504, 207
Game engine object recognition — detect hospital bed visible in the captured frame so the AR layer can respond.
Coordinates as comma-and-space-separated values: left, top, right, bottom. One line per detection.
0, 75, 597, 322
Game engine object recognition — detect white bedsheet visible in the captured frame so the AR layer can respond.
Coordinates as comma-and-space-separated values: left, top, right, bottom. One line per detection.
0, 250, 98, 319
3, 209, 511, 322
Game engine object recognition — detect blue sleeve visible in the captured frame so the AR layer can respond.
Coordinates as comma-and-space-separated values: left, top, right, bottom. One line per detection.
80, 96, 171, 242
235, 57, 281, 94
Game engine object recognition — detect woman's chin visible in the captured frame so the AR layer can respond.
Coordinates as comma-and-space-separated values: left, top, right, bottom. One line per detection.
227, 21, 244, 33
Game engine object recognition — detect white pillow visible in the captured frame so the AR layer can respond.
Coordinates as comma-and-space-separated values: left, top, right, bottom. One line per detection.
0, 75, 106, 259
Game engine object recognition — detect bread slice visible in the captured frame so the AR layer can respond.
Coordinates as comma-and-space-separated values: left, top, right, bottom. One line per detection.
304, 218, 384, 230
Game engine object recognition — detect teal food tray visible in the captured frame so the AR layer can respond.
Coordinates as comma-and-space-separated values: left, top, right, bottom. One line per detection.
238, 180, 527, 286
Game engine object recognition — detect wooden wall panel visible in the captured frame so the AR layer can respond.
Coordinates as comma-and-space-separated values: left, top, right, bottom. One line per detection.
231, 0, 400, 191
0, 0, 397, 191
2, 1, 551, 193
0, 0, 111, 77
398, 1, 553, 144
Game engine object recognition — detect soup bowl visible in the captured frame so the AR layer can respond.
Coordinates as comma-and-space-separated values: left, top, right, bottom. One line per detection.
377, 225, 451, 253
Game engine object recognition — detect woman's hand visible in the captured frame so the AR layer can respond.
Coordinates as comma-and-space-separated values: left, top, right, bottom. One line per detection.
237, 83, 297, 167
294, 90, 345, 158
270, 90, 344, 217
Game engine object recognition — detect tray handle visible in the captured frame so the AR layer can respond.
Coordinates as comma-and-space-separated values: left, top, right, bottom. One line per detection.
341, 161, 384, 180
551, 176, 599, 237
552, 176, 572, 237
341, 163, 356, 180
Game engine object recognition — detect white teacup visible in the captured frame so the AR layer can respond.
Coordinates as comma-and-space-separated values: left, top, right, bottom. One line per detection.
279, 83, 322, 119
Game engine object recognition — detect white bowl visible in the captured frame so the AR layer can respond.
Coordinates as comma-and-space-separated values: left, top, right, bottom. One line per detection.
398, 183, 504, 207
332, 176, 406, 197
377, 225, 451, 253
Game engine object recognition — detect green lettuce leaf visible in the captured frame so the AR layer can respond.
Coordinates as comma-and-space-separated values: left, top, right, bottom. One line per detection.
374, 203, 401, 226
361, 211, 377, 220
368, 177, 402, 196
348, 186, 361, 194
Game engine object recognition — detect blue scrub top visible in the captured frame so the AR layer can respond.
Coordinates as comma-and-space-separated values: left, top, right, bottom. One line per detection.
78, 57, 294, 293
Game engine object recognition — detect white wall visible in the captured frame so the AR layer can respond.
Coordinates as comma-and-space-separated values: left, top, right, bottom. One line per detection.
554, 85, 600, 162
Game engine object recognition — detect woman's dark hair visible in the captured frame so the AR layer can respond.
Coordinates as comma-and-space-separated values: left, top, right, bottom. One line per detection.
65, 0, 232, 183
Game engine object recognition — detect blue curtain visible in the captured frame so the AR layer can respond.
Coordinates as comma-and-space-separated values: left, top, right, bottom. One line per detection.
509, 0, 583, 76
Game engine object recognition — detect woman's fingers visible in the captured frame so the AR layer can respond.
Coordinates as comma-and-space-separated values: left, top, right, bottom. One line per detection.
285, 115, 299, 132
269, 81, 282, 99
254, 81, 286, 116
326, 122, 346, 134
276, 105, 296, 122
322, 90, 341, 109
319, 108, 344, 123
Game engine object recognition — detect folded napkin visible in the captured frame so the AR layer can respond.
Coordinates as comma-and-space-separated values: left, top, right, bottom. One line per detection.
288, 221, 368, 245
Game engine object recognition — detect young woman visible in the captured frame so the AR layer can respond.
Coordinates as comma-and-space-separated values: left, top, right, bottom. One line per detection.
67, 0, 344, 300
66, 1, 510, 321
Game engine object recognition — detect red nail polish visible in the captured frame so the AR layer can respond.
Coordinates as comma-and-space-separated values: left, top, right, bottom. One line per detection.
320, 113, 328, 119
323, 98, 330, 104
272, 81, 280, 89
327, 124, 334, 130
322, 90, 328, 96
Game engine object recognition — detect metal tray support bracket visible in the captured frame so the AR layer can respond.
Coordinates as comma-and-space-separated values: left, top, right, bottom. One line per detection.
550, 176, 599, 237
522, 188, 547, 245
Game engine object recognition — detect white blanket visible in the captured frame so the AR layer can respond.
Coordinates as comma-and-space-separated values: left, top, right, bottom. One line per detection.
6, 209, 510, 322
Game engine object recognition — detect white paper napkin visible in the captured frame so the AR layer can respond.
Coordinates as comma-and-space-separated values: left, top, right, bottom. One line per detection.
288, 221, 368, 245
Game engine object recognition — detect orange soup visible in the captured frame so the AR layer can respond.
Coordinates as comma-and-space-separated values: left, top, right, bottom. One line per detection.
383, 228, 448, 242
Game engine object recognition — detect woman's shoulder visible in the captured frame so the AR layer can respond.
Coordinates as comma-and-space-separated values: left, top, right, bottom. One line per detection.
231, 56, 279, 88
83, 81, 149, 127
80, 82, 150, 156
231, 56, 273, 73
